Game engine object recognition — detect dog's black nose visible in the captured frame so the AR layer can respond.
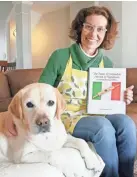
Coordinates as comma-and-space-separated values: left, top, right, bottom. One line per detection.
36, 119, 48, 126
36, 118, 50, 133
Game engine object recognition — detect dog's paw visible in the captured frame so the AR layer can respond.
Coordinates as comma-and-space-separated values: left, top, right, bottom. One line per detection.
71, 140, 97, 170
81, 151, 103, 173
64, 136, 99, 171
80, 147, 100, 170
83, 155, 95, 170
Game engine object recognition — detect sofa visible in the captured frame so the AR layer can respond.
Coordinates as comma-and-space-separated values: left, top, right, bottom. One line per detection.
0, 68, 137, 127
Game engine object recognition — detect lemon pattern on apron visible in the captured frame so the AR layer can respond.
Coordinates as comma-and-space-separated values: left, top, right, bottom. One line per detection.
58, 55, 104, 134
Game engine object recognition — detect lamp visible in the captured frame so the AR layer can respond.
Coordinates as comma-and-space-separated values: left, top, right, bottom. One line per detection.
13, 29, 16, 37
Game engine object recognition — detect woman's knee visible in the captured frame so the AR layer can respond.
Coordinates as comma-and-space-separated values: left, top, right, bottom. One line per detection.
90, 117, 116, 144
74, 116, 113, 130
73, 117, 116, 143
106, 114, 136, 134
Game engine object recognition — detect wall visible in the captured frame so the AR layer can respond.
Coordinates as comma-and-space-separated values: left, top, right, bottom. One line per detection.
99, 1, 137, 68
99, 1, 122, 67
9, 10, 41, 63
31, 10, 41, 30
0, 2, 13, 21
32, 6, 70, 68
122, 1, 137, 68
69, 1, 95, 25
0, 2, 13, 60
0, 20, 6, 59
9, 20, 16, 62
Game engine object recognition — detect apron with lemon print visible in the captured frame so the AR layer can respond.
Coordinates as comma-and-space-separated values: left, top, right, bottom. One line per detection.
57, 55, 104, 134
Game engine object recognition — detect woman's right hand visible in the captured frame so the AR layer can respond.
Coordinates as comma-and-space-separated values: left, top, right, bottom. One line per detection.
3, 115, 17, 137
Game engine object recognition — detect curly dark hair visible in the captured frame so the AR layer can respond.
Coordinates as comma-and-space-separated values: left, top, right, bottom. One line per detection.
69, 6, 118, 50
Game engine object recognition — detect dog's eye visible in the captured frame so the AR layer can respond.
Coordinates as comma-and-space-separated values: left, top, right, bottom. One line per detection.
26, 102, 34, 108
47, 100, 54, 106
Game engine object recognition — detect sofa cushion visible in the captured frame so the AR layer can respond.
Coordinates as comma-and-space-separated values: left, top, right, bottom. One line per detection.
127, 68, 137, 103
5, 69, 43, 96
0, 72, 11, 100
126, 103, 137, 127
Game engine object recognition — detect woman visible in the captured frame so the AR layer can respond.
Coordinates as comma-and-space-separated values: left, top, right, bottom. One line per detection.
5, 6, 136, 177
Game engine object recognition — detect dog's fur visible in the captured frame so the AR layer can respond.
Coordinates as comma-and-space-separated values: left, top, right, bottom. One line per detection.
0, 83, 104, 177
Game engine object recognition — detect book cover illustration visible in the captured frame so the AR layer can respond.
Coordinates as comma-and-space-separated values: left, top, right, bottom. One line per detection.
87, 68, 126, 115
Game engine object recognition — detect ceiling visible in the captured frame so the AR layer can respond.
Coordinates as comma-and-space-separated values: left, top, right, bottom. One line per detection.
32, 1, 73, 15
0, 1, 74, 22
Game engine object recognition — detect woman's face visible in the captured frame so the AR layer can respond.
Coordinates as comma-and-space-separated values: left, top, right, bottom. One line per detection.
81, 14, 108, 53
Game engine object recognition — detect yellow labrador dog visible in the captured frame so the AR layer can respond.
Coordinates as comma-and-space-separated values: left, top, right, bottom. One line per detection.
0, 83, 104, 177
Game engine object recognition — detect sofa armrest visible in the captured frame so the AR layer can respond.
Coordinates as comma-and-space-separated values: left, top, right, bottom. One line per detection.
0, 98, 12, 112
0, 72, 11, 99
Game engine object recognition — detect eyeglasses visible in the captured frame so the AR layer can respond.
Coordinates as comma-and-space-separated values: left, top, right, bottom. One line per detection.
83, 23, 107, 34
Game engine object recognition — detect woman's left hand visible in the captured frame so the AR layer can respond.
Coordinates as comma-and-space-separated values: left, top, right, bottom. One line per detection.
124, 85, 134, 105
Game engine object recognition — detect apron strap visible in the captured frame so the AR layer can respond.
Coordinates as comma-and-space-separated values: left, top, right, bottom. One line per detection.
99, 58, 104, 68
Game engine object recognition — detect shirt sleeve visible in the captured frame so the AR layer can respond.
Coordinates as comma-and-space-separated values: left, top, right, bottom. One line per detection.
39, 48, 69, 87
39, 50, 60, 86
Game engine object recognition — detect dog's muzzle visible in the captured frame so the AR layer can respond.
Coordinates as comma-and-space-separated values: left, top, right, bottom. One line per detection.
35, 117, 50, 133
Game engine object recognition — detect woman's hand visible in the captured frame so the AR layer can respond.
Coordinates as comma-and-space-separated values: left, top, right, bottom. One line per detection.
124, 85, 134, 105
3, 115, 17, 137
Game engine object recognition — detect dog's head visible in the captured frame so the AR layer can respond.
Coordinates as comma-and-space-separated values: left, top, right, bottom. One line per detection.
8, 83, 66, 134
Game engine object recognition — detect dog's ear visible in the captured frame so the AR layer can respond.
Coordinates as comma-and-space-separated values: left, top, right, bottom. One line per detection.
54, 88, 66, 119
8, 92, 23, 120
